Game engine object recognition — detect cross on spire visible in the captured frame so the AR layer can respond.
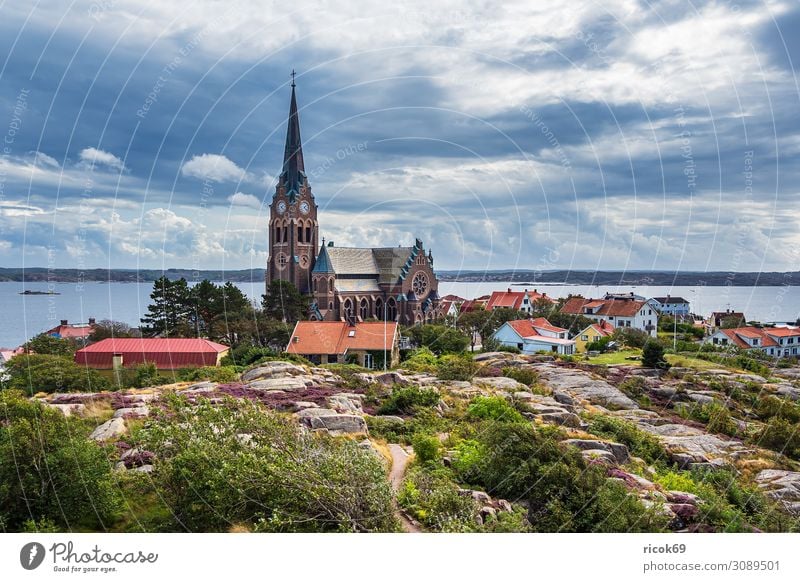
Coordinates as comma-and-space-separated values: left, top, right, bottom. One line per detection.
291, 69, 296, 87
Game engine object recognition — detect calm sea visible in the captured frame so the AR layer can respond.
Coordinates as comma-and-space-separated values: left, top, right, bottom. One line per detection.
0, 280, 798, 348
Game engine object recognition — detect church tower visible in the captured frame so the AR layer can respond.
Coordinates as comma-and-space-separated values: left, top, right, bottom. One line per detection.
266, 74, 319, 295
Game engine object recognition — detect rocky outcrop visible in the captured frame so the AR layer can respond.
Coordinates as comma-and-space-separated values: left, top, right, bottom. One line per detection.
564, 439, 630, 464
638, 423, 745, 468
90, 418, 126, 441
46, 403, 86, 417
535, 364, 638, 410
304, 413, 368, 435
241, 362, 308, 382
245, 377, 310, 391
756, 470, 800, 516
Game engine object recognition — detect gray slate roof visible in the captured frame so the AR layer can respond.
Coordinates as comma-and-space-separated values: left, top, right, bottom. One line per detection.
313, 245, 416, 285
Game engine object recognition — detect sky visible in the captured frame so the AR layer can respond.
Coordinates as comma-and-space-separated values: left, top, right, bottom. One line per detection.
0, 0, 799, 275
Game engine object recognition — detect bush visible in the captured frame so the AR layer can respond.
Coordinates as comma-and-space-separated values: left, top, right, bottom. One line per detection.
436, 354, 479, 381
750, 417, 800, 459
2, 354, 110, 393
496, 345, 521, 354
756, 395, 800, 423
502, 367, 538, 387
178, 366, 239, 383
588, 415, 670, 466
467, 396, 525, 423
687, 402, 738, 436
465, 423, 668, 532
401, 347, 439, 373
405, 324, 470, 355
614, 328, 650, 349
136, 394, 398, 532
398, 467, 478, 532
0, 390, 121, 531
586, 336, 613, 352
412, 434, 442, 464
221, 345, 277, 367
642, 340, 670, 369
118, 362, 168, 389
377, 385, 440, 415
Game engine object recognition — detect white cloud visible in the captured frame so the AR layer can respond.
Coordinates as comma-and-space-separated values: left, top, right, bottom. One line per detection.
30, 151, 60, 169
227, 192, 262, 209
181, 154, 248, 183
78, 147, 126, 171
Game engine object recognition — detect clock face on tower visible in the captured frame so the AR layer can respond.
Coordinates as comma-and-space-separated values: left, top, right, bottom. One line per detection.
276, 200, 287, 215
412, 272, 428, 297
299, 200, 310, 215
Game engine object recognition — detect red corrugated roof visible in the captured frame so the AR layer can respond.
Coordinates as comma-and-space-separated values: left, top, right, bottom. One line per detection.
75, 338, 229, 369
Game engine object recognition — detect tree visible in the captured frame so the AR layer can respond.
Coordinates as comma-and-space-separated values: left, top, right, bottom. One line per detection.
406, 324, 470, 354
642, 339, 669, 369
3, 354, 110, 393
613, 327, 650, 348
262, 280, 308, 323
89, 319, 137, 342
457, 308, 491, 351
0, 390, 121, 531
140, 276, 193, 337
23, 333, 78, 356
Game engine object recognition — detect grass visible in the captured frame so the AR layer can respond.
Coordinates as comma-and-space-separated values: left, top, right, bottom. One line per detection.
665, 354, 720, 370
586, 349, 642, 365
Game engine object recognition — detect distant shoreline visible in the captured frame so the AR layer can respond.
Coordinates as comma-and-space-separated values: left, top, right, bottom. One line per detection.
0, 267, 796, 287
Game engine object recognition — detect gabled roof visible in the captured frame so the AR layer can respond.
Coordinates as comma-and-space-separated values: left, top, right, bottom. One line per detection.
652, 296, 689, 304
286, 321, 398, 355
561, 296, 647, 317
586, 319, 615, 337
716, 327, 779, 349
75, 338, 229, 369
763, 327, 800, 338
77, 338, 229, 353
502, 319, 573, 345
321, 247, 379, 275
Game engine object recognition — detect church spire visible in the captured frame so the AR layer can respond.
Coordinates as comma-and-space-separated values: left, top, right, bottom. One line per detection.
281, 70, 305, 200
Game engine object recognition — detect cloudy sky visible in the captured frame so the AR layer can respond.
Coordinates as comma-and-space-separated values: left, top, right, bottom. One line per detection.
1, 0, 798, 274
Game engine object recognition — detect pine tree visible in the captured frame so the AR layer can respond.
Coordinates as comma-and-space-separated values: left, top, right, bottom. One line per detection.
140, 276, 193, 337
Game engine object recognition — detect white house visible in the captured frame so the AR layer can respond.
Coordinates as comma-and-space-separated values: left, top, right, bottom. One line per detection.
561, 296, 658, 337
649, 296, 691, 316
706, 326, 800, 358
493, 318, 576, 355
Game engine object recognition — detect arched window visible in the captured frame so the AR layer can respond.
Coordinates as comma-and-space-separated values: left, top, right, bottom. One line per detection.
297, 224, 303, 242
386, 298, 397, 322
375, 297, 384, 320
305, 225, 312, 243
328, 278, 334, 292
343, 298, 354, 320
313, 278, 318, 293
359, 298, 369, 321
282, 223, 288, 243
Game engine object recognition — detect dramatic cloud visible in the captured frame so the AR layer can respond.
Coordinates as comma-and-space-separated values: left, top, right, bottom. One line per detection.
181, 154, 249, 183
0, 0, 797, 272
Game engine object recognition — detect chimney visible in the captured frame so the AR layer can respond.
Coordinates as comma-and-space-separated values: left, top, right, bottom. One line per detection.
507, 288, 511, 293
60, 319, 68, 326
88, 318, 96, 325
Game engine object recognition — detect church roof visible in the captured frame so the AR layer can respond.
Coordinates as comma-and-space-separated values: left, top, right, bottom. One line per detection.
311, 244, 418, 285
280, 78, 305, 199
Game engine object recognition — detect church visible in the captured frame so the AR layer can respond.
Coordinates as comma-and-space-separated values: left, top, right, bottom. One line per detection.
266, 78, 441, 326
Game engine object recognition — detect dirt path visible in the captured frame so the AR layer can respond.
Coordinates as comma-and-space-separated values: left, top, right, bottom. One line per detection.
388, 443, 422, 533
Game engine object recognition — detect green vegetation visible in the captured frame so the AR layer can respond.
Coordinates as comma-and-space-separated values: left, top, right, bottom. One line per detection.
642, 340, 670, 369
22, 333, 80, 356
588, 415, 670, 466
2, 354, 111, 393
405, 324, 470, 355
177, 365, 239, 383
436, 354, 479, 381
0, 391, 121, 531
502, 366, 538, 387
134, 394, 397, 532
377, 385, 440, 415
467, 395, 525, 423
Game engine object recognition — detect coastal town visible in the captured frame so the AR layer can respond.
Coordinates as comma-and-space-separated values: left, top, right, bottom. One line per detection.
3, 81, 800, 539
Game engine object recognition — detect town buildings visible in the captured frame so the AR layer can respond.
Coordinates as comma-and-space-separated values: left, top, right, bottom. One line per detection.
649, 296, 691, 316
75, 338, 229, 370
45, 318, 96, 341
492, 318, 576, 355
705, 326, 800, 358
485, 288, 554, 314
265, 79, 440, 325
560, 294, 658, 337
285, 321, 399, 368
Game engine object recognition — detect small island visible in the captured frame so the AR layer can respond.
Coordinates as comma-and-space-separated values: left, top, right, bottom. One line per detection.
19, 290, 61, 295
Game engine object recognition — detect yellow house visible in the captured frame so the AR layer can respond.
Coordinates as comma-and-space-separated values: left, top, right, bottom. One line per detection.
575, 320, 615, 352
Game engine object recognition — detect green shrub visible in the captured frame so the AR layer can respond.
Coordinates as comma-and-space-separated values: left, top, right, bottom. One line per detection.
0, 390, 121, 531
405, 324, 470, 355
467, 396, 525, 423
401, 347, 439, 373
398, 467, 478, 532
750, 417, 800, 459
618, 376, 646, 399
136, 394, 398, 532
756, 395, 800, 423
688, 402, 739, 436
436, 354, 479, 381
496, 345, 521, 354
377, 385, 440, 415
118, 362, 169, 388
178, 366, 239, 383
2, 354, 110, 393
642, 340, 670, 369
412, 434, 442, 464
502, 367, 538, 387
465, 423, 668, 532
588, 415, 670, 466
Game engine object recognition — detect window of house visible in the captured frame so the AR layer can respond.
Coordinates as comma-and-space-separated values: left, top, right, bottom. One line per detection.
517, 343, 523, 350
328, 355, 338, 364
581, 335, 588, 341
364, 353, 374, 369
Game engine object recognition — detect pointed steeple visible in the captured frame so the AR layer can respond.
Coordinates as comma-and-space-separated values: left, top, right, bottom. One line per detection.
281, 71, 305, 200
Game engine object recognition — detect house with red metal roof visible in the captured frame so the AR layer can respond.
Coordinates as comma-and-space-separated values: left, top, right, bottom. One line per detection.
75, 338, 230, 370
492, 318, 576, 355
485, 288, 554, 314
45, 318, 96, 341
706, 326, 800, 358
560, 295, 658, 337
286, 321, 399, 368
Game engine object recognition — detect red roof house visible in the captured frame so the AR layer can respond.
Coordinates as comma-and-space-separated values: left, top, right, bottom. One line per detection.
46, 318, 96, 340
75, 338, 230, 370
485, 288, 554, 313
286, 321, 399, 368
